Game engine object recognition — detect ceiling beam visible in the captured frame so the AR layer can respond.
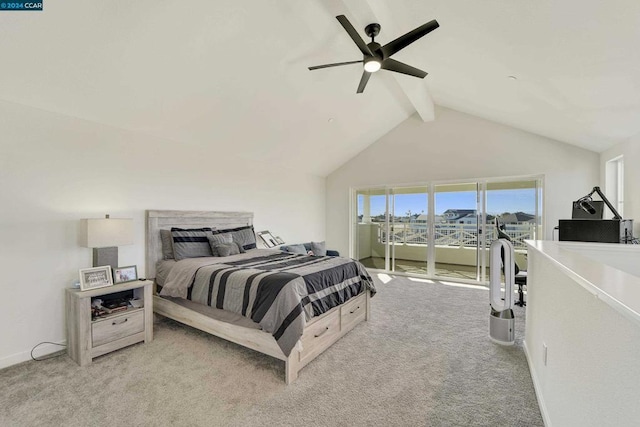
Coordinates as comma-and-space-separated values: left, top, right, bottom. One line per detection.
391, 74, 435, 121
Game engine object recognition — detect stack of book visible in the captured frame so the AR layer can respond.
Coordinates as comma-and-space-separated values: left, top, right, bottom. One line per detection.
102, 300, 129, 314
91, 306, 108, 319
91, 297, 132, 319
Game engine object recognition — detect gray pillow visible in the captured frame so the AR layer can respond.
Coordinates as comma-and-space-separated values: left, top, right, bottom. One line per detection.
230, 226, 257, 251
160, 229, 174, 260
214, 242, 241, 257
310, 241, 327, 256
207, 233, 233, 256
286, 244, 308, 255
171, 228, 213, 261
212, 225, 256, 251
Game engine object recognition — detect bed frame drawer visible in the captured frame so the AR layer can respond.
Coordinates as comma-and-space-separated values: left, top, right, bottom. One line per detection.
340, 293, 367, 331
92, 310, 144, 347
299, 310, 341, 365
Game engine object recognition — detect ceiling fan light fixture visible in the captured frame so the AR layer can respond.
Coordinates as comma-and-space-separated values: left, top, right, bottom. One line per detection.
308, 15, 439, 93
364, 58, 381, 73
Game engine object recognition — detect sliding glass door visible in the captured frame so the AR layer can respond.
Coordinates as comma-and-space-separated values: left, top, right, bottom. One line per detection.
352, 176, 543, 285
390, 186, 429, 275
355, 188, 388, 271
433, 183, 480, 281
483, 180, 541, 282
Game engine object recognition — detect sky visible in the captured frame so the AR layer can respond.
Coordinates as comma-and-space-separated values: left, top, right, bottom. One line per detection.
358, 189, 536, 217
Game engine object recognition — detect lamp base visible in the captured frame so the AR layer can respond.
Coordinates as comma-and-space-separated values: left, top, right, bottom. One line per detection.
93, 247, 118, 272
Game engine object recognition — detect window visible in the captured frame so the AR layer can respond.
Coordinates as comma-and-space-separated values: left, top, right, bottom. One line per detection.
605, 156, 624, 218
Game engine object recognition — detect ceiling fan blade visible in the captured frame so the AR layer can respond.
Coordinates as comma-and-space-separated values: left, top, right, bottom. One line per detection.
336, 15, 373, 57
356, 71, 371, 93
380, 19, 439, 58
308, 60, 363, 71
381, 58, 427, 78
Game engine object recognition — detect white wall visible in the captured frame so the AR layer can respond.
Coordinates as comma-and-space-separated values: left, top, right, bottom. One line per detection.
0, 100, 326, 368
600, 135, 640, 237
326, 107, 600, 255
524, 242, 640, 426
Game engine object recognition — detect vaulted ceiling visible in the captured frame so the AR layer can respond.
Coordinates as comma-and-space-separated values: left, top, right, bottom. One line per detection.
1, 0, 638, 176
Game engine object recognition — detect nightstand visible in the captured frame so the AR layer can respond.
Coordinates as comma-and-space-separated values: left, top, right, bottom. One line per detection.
66, 280, 153, 366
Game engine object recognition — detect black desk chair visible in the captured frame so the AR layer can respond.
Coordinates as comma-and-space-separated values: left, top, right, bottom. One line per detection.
495, 218, 527, 307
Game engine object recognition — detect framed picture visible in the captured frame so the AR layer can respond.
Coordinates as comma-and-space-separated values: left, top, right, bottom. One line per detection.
257, 230, 278, 248
79, 266, 113, 291
114, 265, 138, 284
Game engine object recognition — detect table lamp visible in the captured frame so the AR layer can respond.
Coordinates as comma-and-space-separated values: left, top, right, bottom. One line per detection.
80, 214, 134, 271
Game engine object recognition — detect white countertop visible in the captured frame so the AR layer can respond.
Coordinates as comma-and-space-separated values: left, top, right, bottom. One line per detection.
526, 240, 640, 327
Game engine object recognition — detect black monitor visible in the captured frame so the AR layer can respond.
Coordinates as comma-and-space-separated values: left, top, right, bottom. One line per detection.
572, 200, 604, 219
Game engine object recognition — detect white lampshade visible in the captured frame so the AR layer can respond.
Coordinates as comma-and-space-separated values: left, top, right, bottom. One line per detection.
80, 217, 134, 248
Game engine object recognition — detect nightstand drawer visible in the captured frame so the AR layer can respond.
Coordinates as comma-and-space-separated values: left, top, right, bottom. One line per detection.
92, 310, 144, 347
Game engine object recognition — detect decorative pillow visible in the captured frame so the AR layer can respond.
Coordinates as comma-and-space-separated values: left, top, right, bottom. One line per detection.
160, 229, 175, 260
171, 228, 213, 261
214, 242, 241, 257
213, 225, 256, 251
207, 233, 233, 256
310, 241, 327, 257
235, 240, 246, 253
285, 244, 307, 255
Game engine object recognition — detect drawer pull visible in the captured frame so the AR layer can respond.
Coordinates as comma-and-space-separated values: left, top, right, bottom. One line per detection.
112, 318, 128, 326
314, 326, 329, 338
350, 306, 361, 314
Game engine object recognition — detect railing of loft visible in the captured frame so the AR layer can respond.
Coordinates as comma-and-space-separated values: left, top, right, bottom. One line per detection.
373, 221, 535, 250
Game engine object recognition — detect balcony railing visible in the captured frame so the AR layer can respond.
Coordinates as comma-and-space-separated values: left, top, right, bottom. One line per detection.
375, 221, 535, 250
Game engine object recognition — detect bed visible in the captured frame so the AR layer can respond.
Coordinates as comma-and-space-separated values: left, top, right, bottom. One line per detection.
146, 210, 375, 383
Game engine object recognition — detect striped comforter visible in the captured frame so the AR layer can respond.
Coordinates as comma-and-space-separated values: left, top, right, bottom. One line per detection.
159, 249, 375, 356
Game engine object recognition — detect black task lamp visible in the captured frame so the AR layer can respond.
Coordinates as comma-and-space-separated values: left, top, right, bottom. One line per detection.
573, 186, 621, 219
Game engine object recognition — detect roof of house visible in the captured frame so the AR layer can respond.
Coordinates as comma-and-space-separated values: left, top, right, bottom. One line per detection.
443, 209, 476, 221
500, 213, 536, 223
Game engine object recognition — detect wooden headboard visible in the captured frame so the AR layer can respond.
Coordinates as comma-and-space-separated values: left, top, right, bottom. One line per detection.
145, 210, 254, 279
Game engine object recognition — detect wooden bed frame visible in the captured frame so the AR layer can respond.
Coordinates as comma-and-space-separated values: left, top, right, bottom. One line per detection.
146, 210, 371, 384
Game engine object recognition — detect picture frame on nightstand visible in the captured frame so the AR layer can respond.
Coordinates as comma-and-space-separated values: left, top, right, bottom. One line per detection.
114, 265, 138, 284
79, 266, 113, 291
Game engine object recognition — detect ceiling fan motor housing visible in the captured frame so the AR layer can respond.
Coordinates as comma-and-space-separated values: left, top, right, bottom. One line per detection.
366, 41, 383, 59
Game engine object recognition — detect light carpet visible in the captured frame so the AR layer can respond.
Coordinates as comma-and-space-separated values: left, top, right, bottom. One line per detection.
0, 274, 543, 426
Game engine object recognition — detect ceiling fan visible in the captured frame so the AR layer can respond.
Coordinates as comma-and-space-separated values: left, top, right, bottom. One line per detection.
309, 15, 439, 93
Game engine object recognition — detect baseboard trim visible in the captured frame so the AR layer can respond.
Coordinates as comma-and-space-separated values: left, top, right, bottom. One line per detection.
523, 340, 552, 427
0, 341, 67, 371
